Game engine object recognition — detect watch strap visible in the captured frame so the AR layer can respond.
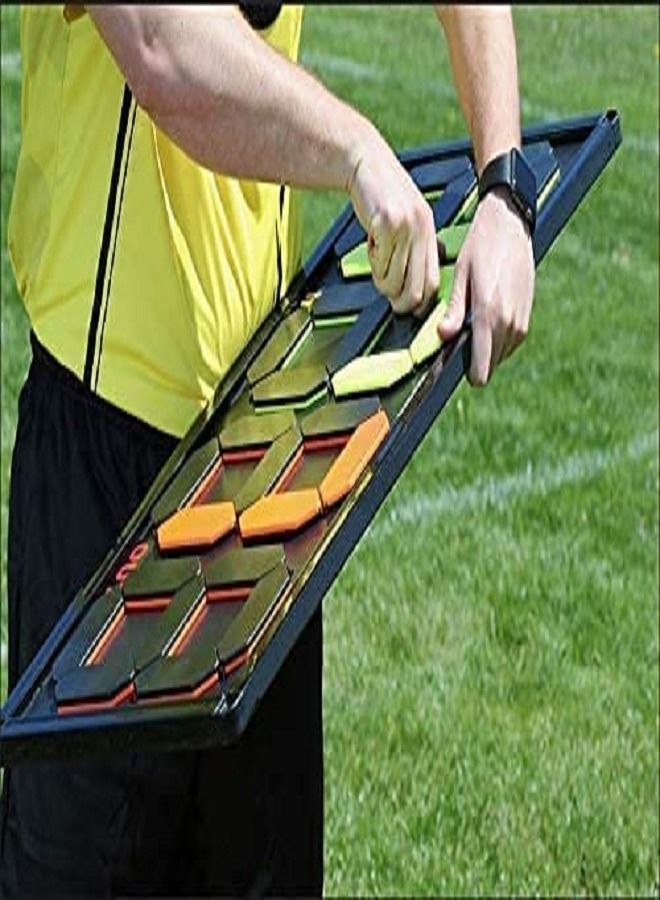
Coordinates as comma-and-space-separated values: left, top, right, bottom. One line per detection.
478, 148, 537, 234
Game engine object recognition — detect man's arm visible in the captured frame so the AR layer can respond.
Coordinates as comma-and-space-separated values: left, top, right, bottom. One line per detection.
436, 4, 521, 173
435, 4, 535, 386
87, 5, 439, 316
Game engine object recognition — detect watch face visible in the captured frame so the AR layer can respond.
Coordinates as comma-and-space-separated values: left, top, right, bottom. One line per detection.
512, 192, 535, 229
512, 150, 537, 215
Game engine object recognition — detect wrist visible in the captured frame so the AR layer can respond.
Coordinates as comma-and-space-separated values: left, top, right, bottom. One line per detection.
479, 186, 533, 240
477, 139, 521, 179
477, 147, 536, 235
342, 116, 383, 195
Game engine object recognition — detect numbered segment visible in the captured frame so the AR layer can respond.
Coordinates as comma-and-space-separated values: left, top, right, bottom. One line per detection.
319, 410, 390, 508
247, 307, 312, 385
216, 561, 290, 670
219, 410, 296, 456
53, 587, 126, 678
234, 425, 303, 512
123, 555, 201, 603
55, 573, 203, 711
135, 551, 289, 700
311, 281, 380, 321
251, 364, 328, 412
300, 396, 381, 441
134, 653, 220, 703
56, 653, 136, 716
439, 265, 455, 303
409, 301, 449, 367
151, 438, 221, 526
157, 502, 237, 553
340, 243, 371, 280
332, 350, 414, 398
326, 296, 391, 376
203, 545, 286, 592
239, 490, 323, 541
372, 312, 420, 354
132, 575, 207, 668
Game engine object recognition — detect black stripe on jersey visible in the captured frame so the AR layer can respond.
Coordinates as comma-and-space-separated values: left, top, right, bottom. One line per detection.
93, 98, 138, 391
83, 85, 133, 388
274, 184, 288, 306
274, 185, 286, 306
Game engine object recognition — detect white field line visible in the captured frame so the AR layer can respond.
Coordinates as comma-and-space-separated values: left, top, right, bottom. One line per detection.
302, 49, 659, 158
367, 431, 659, 543
626, 133, 660, 157
302, 49, 458, 103
301, 50, 381, 83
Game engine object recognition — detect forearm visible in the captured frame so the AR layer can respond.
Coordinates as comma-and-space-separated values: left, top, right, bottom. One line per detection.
88, 5, 378, 191
435, 5, 521, 174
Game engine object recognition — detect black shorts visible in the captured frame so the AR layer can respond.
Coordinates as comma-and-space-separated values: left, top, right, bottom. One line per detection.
0, 335, 323, 898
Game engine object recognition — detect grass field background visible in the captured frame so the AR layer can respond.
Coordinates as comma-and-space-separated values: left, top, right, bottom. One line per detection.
1, 5, 658, 896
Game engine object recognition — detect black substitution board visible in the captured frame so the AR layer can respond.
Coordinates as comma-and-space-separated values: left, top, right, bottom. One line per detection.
0, 111, 621, 765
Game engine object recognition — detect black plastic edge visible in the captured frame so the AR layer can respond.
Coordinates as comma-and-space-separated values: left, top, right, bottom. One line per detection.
0, 111, 621, 762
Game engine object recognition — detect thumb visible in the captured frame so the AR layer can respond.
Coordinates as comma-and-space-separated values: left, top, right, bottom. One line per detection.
438, 262, 468, 340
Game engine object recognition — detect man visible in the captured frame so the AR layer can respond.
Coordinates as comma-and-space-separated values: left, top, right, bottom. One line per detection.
0, 4, 534, 896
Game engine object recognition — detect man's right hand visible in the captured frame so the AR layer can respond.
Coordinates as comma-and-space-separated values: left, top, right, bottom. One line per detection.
347, 134, 440, 319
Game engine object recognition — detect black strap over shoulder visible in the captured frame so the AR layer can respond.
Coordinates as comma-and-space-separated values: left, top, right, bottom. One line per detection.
238, 2, 282, 31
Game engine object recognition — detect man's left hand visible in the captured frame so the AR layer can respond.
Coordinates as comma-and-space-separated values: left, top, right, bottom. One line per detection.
437, 186, 535, 386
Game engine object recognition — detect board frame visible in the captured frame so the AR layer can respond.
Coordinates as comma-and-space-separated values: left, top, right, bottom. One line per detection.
0, 110, 622, 766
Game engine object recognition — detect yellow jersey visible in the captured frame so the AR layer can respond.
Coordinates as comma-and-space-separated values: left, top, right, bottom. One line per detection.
8, 5, 304, 437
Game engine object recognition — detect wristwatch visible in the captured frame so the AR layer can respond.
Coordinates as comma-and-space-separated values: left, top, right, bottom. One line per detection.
477, 148, 537, 235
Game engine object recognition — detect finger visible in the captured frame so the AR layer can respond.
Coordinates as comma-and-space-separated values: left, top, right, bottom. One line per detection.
489, 313, 510, 378
391, 232, 426, 315
501, 266, 534, 363
469, 311, 492, 387
368, 213, 396, 282
500, 302, 532, 364
437, 235, 450, 266
438, 260, 468, 340
375, 230, 412, 301
499, 328, 519, 365
414, 224, 441, 320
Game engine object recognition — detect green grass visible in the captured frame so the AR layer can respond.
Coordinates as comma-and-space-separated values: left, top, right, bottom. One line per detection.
1, 5, 659, 896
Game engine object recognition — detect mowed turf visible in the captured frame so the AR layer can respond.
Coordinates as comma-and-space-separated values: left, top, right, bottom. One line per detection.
1, 5, 658, 896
